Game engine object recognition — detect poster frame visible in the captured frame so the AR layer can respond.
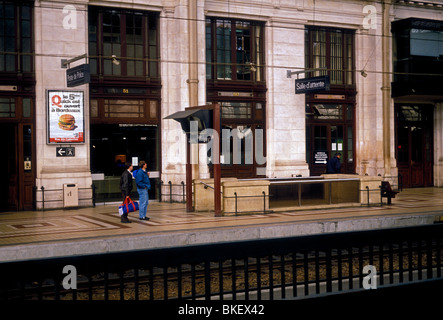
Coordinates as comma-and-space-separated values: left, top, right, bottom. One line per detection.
46, 89, 85, 144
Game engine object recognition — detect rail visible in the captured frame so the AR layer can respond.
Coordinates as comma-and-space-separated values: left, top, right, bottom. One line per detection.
199, 181, 223, 194
33, 177, 397, 212
158, 181, 187, 203
1, 224, 441, 301
33, 186, 95, 210
223, 191, 270, 215
382, 174, 403, 192
200, 177, 391, 214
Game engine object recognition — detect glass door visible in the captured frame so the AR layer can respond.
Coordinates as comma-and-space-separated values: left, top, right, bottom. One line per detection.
310, 125, 340, 175
308, 124, 350, 176
306, 103, 355, 176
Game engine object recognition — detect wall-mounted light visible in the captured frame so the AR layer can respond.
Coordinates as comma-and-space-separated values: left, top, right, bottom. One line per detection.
248, 62, 256, 72
111, 55, 120, 66
360, 70, 368, 77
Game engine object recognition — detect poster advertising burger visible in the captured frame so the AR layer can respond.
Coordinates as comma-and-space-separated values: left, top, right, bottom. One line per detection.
47, 90, 84, 143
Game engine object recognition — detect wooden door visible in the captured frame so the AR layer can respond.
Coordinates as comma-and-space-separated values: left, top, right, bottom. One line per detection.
20, 124, 35, 210
410, 125, 424, 187
1, 124, 18, 211
396, 105, 433, 188
0, 123, 35, 211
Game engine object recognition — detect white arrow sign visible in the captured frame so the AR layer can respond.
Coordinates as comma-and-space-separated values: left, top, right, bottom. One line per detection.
56, 147, 75, 157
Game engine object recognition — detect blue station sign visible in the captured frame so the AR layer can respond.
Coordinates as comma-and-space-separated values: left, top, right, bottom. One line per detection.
66, 64, 90, 87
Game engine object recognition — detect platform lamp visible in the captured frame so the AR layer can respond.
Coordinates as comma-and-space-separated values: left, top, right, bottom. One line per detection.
165, 104, 222, 216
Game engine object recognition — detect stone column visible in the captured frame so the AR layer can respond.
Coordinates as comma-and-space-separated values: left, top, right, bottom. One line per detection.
266, 20, 310, 178
34, 1, 92, 209
160, 5, 188, 189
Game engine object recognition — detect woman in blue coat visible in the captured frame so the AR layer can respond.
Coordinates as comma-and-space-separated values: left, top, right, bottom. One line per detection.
135, 160, 151, 221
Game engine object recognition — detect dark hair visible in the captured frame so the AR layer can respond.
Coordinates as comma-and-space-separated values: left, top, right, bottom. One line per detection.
124, 162, 132, 169
139, 160, 146, 168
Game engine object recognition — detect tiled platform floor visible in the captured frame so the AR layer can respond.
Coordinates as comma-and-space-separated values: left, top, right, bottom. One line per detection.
1, 187, 442, 262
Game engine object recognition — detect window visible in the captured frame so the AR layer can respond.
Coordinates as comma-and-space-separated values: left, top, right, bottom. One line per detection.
392, 18, 443, 98
398, 105, 425, 122
305, 27, 354, 86
221, 102, 252, 119
88, 7, 158, 78
0, 97, 15, 117
104, 99, 144, 118
410, 28, 443, 57
0, 96, 32, 118
0, 1, 33, 73
206, 18, 264, 81
90, 98, 158, 123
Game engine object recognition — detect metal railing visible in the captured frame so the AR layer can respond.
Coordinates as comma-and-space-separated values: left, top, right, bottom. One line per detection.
223, 191, 270, 215
158, 181, 186, 203
360, 185, 397, 207
382, 174, 403, 192
199, 177, 394, 214
199, 181, 222, 193
1, 224, 441, 301
33, 186, 95, 210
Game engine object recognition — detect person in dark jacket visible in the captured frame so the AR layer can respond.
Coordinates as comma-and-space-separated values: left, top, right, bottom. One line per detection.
326, 152, 342, 174
119, 162, 134, 223
135, 160, 151, 221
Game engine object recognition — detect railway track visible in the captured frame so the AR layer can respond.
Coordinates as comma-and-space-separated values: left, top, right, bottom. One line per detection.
5, 241, 441, 300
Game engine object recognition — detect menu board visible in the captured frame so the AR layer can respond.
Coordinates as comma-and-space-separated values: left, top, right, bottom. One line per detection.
47, 90, 84, 144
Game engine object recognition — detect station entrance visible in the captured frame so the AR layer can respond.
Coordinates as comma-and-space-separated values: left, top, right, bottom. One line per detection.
90, 123, 159, 203
396, 104, 434, 188
88, 97, 161, 203
306, 103, 355, 176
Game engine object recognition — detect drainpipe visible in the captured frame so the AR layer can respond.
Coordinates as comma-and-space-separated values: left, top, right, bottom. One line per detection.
382, 0, 392, 176
187, 0, 199, 209
187, 0, 199, 107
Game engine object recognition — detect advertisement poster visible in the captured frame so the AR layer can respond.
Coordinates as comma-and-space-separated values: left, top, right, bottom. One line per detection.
47, 90, 84, 143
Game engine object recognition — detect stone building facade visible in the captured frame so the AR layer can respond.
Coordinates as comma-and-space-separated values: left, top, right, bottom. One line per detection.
1, 0, 442, 210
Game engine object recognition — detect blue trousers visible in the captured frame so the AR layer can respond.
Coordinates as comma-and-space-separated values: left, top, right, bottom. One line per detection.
137, 188, 149, 219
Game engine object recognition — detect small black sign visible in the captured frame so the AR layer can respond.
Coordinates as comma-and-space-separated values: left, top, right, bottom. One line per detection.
56, 147, 75, 157
295, 76, 330, 94
66, 64, 90, 87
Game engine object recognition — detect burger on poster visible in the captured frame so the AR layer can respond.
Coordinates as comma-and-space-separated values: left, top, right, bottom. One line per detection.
58, 114, 77, 131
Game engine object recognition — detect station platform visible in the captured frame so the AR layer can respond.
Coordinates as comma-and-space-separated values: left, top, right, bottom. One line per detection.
1, 187, 443, 263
